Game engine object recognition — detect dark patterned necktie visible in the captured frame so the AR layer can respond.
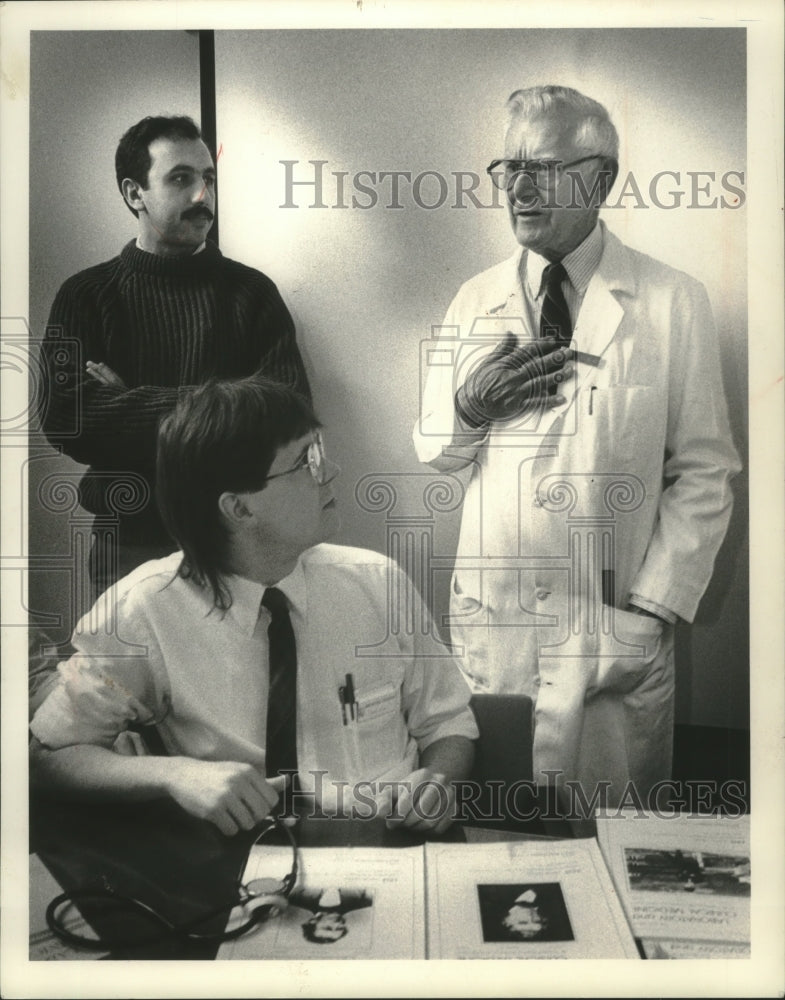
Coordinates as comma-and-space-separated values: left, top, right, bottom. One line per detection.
262, 586, 298, 782
539, 262, 572, 343
540, 262, 572, 395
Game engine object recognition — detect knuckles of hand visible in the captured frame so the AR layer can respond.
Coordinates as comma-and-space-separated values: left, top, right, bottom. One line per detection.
385, 772, 455, 831
464, 343, 572, 419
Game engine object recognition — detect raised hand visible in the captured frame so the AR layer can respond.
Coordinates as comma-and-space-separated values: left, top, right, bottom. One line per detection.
454, 332, 572, 427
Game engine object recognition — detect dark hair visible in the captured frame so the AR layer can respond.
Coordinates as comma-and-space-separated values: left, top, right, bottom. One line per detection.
156, 375, 320, 611
300, 914, 348, 944
115, 115, 203, 216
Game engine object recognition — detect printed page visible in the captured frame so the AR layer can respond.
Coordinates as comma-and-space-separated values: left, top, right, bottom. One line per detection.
595, 810, 750, 958
218, 846, 424, 960
425, 839, 639, 959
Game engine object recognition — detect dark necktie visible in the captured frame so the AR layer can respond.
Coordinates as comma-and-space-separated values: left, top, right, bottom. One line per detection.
539, 262, 572, 344
262, 586, 298, 783
539, 262, 572, 394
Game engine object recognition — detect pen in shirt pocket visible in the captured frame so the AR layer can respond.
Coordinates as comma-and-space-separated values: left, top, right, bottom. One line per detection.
338, 673, 357, 725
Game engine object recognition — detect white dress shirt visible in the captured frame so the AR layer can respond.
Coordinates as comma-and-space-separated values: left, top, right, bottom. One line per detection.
521, 220, 605, 331
31, 544, 478, 811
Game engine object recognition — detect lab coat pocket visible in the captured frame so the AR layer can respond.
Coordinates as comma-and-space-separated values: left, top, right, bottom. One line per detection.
448, 573, 490, 689
589, 607, 664, 696
451, 571, 482, 608
449, 571, 486, 628
585, 386, 662, 471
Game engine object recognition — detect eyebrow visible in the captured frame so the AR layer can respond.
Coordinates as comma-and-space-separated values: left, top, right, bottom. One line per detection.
165, 164, 216, 177
506, 156, 559, 163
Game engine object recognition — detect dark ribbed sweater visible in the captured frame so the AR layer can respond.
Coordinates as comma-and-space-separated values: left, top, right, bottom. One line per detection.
42, 240, 311, 544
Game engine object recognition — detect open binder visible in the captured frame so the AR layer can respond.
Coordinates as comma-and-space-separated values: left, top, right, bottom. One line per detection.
219, 837, 638, 960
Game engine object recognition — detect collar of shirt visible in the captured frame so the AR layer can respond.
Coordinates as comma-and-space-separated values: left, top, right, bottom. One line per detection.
134, 239, 207, 255
523, 222, 604, 300
220, 557, 308, 636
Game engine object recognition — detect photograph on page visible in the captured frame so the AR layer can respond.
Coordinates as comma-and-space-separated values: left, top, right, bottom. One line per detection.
219, 846, 424, 960
476, 882, 575, 945
425, 839, 640, 959
596, 809, 751, 958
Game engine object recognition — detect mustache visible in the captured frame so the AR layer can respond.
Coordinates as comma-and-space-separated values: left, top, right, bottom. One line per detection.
181, 206, 214, 221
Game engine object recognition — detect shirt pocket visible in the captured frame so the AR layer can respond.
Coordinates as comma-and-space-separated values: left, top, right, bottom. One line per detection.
356, 681, 400, 723
352, 677, 409, 777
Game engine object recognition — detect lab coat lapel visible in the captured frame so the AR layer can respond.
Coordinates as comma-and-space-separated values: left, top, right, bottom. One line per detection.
571, 227, 636, 397
522, 227, 637, 436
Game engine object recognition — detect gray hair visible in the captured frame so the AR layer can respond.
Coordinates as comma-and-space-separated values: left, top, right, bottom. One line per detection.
505, 86, 619, 160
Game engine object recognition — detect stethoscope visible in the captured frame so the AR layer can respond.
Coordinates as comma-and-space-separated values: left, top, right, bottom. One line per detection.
45, 818, 299, 951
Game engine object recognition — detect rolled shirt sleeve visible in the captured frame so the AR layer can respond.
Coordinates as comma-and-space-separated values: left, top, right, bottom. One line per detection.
403, 660, 480, 752
29, 589, 169, 750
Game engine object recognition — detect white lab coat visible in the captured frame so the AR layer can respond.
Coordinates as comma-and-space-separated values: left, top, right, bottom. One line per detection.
414, 225, 741, 803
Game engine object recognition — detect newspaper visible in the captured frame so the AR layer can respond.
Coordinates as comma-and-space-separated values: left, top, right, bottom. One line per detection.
595, 810, 750, 959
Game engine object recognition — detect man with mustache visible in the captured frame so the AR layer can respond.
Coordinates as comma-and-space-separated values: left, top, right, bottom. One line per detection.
42, 115, 310, 600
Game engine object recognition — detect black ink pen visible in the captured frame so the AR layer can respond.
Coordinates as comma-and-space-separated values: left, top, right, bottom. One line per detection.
344, 673, 357, 721
338, 684, 348, 725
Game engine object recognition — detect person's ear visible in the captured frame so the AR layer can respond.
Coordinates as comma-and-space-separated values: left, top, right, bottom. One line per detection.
598, 157, 619, 203
121, 177, 147, 215
218, 491, 252, 528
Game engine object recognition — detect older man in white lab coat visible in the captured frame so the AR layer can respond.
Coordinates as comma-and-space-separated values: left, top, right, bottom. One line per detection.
414, 85, 740, 806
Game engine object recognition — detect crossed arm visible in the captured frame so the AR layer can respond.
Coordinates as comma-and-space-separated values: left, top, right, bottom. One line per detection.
42, 280, 310, 470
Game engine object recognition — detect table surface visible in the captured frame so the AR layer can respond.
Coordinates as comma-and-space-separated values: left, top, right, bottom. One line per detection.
30, 788, 579, 960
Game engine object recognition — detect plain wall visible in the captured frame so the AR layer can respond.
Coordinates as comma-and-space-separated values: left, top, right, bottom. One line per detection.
27, 28, 748, 729
214, 28, 748, 729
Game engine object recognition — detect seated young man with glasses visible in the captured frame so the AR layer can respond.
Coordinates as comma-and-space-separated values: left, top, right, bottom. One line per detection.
30, 376, 477, 837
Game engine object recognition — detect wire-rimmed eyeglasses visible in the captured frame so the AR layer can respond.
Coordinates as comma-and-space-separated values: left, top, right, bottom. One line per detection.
45, 818, 299, 951
486, 155, 606, 191
263, 431, 332, 486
